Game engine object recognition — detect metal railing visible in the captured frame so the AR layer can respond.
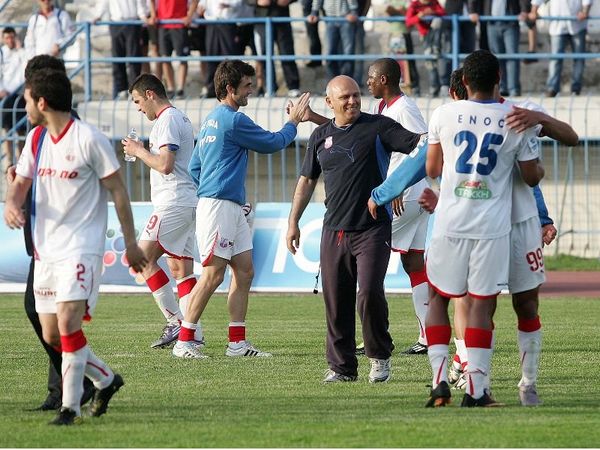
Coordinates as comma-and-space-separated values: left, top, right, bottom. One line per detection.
0, 14, 599, 258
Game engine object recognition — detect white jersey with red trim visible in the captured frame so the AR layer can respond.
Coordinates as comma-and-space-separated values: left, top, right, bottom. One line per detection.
149, 106, 197, 207
16, 120, 120, 262
371, 95, 429, 202
428, 100, 540, 239
503, 97, 545, 224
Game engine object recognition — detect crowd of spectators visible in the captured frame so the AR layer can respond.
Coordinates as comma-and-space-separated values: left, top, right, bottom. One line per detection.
0, 0, 596, 105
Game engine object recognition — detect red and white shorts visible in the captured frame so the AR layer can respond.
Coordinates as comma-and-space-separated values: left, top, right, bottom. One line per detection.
34, 254, 102, 318
391, 200, 429, 253
509, 216, 546, 294
426, 234, 510, 298
139, 205, 197, 260
195, 198, 253, 266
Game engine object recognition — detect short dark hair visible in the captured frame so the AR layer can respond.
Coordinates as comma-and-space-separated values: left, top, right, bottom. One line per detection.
449, 68, 467, 100
24, 55, 66, 82
371, 58, 402, 87
214, 60, 255, 100
26, 69, 72, 113
2, 26, 16, 35
129, 73, 168, 99
462, 50, 499, 95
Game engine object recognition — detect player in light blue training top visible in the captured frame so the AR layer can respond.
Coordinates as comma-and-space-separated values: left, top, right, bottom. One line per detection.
171, 59, 310, 359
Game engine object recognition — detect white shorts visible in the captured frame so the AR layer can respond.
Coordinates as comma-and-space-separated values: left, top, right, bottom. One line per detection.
196, 198, 253, 266
139, 205, 197, 260
391, 200, 429, 253
509, 216, 546, 294
426, 234, 509, 298
34, 255, 102, 319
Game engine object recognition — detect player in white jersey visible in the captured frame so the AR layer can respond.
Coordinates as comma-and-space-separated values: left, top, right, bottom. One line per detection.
4, 69, 146, 425
424, 50, 544, 408
122, 74, 202, 349
366, 58, 430, 355
438, 68, 577, 404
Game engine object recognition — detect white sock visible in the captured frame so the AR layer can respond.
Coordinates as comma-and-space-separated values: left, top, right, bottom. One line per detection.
62, 346, 88, 415
412, 282, 429, 345
153, 283, 182, 323
454, 338, 467, 365
483, 329, 496, 391
85, 347, 114, 390
467, 347, 492, 399
518, 329, 542, 387
427, 344, 449, 389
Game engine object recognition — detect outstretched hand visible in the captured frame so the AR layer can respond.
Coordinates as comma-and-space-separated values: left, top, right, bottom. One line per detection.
287, 92, 311, 125
506, 106, 541, 134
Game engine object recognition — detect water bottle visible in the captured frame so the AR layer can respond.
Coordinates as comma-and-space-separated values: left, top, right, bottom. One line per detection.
124, 128, 139, 162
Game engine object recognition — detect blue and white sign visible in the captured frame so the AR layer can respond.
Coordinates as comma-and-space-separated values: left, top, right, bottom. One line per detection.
0, 202, 426, 292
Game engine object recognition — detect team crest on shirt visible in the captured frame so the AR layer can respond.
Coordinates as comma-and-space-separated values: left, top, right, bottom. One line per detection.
454, 180, 491, 200
219, 237, 233, 248
324, 136, 333, 149
65, 154, 75, 162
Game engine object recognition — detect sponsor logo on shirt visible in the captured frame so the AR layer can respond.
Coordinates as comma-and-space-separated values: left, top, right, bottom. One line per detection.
37, 168, 79, 179
454, 180, 491, 200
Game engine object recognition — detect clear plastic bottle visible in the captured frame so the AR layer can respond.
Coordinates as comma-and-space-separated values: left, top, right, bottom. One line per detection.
124, 127, 139, 162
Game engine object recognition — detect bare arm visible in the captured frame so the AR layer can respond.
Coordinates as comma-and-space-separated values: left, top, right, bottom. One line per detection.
122, 140, 176, 174
505, 106, 579, 146
518, 158, 545, 187
101, 171, 148, 272
426, 142, 443, 178
286, 176, 318, 255
3, 174, 32, 229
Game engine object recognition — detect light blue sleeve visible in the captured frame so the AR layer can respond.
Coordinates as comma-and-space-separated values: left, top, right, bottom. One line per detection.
533, 185, 553, 226
370, 136, 428, 205
232, 113, 297, 154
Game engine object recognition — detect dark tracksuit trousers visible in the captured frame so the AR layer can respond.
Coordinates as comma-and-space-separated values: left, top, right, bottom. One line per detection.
320, 221, 394, 377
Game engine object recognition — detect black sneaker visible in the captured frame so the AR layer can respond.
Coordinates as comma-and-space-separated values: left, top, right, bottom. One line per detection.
402, 342, 428, 355
425, 381, 451, 407
28, 396, 61, 412
49, 407, 83, 426
461, 392, 504, 407
88, 374, 124, 417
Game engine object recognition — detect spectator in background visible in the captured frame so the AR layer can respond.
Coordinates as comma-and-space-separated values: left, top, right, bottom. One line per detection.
523, 0, 539, 63
24, 0, 74, 59
302, 0, 322, 67
149, 0, 198, 98
473, 0, 527, 97
531, 0, 592, 97
202, 0, 247, 98
188, 2, 208, 91
254, 0, 301, 97
406, 0, 446, 97
353, 0, 370, 89
0, 27, 27, 170
309, 0, 359, 80
386, 0, 420, 96
439, 0, 478, 89
94, 0, 147, 100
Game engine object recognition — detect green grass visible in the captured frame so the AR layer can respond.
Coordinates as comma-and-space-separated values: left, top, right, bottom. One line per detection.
1, 293, 600, 447
545, 254, 600, 271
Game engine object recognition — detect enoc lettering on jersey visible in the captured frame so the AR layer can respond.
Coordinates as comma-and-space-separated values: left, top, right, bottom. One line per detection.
37, 167, 79, 179
457, 114, 505, 129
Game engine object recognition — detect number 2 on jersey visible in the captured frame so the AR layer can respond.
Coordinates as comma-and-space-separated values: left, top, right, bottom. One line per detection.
454, 131, 503, 175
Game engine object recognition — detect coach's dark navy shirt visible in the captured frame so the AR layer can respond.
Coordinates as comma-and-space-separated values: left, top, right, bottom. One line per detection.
301, 112, 422, 231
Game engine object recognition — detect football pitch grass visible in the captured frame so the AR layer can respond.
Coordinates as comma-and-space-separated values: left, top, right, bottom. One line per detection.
1, 293, 600, 448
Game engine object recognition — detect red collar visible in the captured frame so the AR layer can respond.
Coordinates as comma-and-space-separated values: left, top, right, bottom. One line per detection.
378, 93, 404, 114
50, 118, 74, 144
156, 105, 173, 119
